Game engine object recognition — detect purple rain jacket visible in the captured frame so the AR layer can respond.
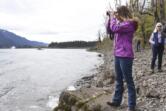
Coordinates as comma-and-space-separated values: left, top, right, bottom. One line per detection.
109, 18, 138, 58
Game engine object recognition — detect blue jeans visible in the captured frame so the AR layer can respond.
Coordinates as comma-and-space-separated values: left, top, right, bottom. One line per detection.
112, 57, 136, 108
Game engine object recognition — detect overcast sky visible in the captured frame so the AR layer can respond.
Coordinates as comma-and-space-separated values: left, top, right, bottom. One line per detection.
0, 0, 127, 43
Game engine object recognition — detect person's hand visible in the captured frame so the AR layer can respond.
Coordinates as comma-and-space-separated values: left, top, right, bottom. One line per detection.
113, 12, 118, 17
113, 12, 124, 21
107, 11, 118, 18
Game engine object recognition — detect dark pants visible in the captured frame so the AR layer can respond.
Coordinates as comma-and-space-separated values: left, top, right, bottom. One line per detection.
136, 41, 141, 52
112, 57, 136, 108
151, 45, 164, 70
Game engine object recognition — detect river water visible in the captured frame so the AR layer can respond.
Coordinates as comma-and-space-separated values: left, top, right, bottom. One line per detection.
0, 49, 102, 111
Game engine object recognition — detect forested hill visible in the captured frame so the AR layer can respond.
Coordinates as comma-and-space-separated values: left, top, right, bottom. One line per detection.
48, 41, 97, 48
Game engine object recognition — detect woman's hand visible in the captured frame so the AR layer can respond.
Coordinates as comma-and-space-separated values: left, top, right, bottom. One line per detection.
113, 12, 124, 21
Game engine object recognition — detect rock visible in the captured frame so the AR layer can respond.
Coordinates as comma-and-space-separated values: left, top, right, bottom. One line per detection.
96, 80, 104, 87
98, 54, 102, 57
54, 88, 113, 111
146, 89, 160, 99
142, 80, 148, 87
81, 75, 94, 81
160, 98, 164, 103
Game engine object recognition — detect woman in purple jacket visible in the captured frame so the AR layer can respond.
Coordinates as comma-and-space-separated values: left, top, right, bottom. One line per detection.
106, 6, 138, 111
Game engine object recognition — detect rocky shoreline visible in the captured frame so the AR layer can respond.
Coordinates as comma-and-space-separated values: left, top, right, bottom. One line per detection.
53, 48, 166, 111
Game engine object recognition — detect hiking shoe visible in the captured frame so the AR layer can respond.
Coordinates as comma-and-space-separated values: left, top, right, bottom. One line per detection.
127, 107, 136, 111
106, 101, 120, 107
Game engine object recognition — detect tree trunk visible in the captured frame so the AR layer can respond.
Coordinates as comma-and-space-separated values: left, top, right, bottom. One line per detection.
154, 0, 160, 23
160, 0, 165, 23
141, 22, 146, 48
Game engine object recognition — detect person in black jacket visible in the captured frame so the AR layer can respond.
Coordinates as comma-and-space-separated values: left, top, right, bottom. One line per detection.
136, 39, 141, 52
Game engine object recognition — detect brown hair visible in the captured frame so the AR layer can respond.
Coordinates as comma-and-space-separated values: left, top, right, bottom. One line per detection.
116, 6, 132, 19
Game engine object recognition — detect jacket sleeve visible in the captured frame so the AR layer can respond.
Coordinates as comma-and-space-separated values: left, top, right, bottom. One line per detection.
149, 33, 155, 44
110, 18, 134, 33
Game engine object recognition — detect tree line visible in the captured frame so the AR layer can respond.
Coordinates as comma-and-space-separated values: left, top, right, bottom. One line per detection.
48, 41, 97, 48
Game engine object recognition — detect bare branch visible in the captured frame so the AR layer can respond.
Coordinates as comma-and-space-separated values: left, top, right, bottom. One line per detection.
140, 0, 146, 12
139, 11, 154, 16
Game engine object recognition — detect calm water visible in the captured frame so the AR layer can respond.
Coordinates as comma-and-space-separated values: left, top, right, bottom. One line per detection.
0, 49, 102, 111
